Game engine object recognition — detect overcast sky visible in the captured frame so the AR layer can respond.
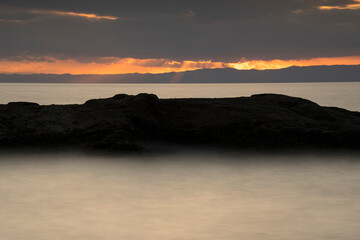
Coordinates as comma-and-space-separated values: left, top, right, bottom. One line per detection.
0, 0, 359, 73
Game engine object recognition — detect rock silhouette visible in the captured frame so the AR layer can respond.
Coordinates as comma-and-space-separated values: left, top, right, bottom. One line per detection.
0, 93, 360, 151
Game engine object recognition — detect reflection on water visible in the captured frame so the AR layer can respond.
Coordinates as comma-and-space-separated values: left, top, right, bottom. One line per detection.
0, 151, 359, 240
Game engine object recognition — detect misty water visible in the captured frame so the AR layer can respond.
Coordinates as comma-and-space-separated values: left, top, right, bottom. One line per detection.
0, 82, 360, 239
1, 151, 360, 240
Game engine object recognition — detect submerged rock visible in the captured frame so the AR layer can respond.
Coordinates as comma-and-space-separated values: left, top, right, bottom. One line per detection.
0, 93, 359, 151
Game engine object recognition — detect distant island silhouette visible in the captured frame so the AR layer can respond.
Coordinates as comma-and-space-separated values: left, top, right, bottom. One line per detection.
0, 93, 359, 151
1, 65, 359, 83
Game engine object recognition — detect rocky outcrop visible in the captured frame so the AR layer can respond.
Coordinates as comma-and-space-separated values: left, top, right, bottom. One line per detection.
0, 93, 359, 151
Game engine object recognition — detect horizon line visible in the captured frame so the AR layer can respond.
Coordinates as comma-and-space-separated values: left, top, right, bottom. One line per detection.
1, 64, 359, 76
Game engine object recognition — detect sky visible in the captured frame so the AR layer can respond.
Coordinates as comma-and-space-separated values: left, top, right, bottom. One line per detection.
0, 0, 360, 74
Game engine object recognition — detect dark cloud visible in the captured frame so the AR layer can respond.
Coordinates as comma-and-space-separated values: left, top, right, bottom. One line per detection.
0, 0, 359, 61
1, 0, 357, 21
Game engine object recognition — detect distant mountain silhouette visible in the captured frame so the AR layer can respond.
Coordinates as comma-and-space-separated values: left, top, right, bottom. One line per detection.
0, 65, 359, 83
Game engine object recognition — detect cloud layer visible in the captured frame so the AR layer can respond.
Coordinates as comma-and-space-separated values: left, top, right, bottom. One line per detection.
0, 0, 359, 65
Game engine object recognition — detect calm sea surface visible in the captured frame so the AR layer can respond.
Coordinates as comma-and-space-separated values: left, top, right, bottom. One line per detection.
0, 82, 360, 240
1, 151, 360, 240
0, 82, 359, 110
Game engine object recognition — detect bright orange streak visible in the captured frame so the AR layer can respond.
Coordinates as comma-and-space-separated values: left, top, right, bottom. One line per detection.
29, 9, 118, 20
50, 11, 118, 20
0, 56, 360, 75
319, 0, 360, 10
228, 56, 360, 70
0, 58, 226, 74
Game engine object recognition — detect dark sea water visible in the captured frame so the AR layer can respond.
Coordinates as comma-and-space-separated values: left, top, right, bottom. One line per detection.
0, 83, 359, 239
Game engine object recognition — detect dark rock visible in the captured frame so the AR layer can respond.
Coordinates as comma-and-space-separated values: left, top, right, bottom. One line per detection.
0, 93, 359, 151
7, 102, 39, 107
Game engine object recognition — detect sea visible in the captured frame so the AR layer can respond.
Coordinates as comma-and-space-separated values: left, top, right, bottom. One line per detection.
0, 82, 360, 240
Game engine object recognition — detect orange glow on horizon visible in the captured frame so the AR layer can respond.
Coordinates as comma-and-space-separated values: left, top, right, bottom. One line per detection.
0, 56, 360, 75
227, 56, 360, 70
319, 0, 360, 10
0, 58, 225, 74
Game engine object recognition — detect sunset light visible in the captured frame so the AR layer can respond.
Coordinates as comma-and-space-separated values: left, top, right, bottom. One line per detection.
228, 56, 360, 70
1, 2, 360, 238
1, 56, 360, 75
318, 0, 360, 10
29, 9, 119, 20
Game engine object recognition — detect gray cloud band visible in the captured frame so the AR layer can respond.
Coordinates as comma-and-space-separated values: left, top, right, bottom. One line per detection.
0, 0, 359, 61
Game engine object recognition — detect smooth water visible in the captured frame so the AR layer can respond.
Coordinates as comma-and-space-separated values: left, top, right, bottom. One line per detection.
0, 82, 360, 239
0, 151, 360, 240
0, 82, 360, 111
